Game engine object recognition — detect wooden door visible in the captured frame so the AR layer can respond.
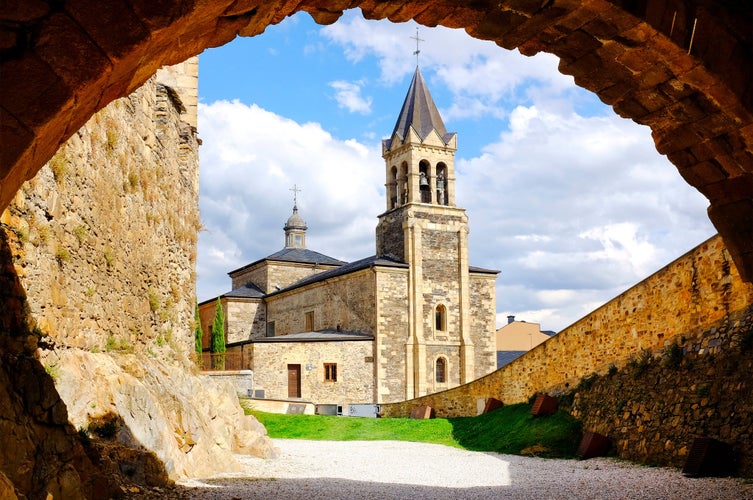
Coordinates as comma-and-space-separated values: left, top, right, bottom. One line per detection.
287, 364, 301, 398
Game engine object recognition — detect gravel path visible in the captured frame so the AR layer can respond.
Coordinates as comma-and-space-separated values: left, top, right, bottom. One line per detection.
174, 439, 752, 499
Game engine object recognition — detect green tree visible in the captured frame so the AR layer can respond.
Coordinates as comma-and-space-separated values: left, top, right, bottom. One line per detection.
210, 298, 226, 370
194, 303, 204, 368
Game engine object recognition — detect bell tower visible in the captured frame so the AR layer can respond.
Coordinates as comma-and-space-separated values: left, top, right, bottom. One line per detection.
376, 67, 475, 399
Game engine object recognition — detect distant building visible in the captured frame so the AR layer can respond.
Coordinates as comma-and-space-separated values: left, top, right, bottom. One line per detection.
495, 315, 556, 368
199, 67, 499, 407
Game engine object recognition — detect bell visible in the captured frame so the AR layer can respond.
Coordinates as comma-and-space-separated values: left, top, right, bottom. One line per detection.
419, 173, 429, 187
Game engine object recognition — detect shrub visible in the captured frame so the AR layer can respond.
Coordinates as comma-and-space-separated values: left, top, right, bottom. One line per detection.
663, 343, 683, 368
55, 247, 71, 265
147, 288, 160, 313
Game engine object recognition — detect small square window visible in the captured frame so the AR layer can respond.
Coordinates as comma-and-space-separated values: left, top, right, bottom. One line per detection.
324, 363, 337, 382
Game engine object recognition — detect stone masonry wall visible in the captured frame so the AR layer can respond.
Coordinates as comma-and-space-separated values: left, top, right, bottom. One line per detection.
3, 71, 199, 356
421, 227, 461, 342
266, 270, 376, 336
469, 273, 498, 377
375, 268, 410, 403
0, 62, 278, 495
226, 299, 265, 344
381, 235, 753, 420
564, 304, 753, 476
376, 209, 406, 261
250, 340, 374, 404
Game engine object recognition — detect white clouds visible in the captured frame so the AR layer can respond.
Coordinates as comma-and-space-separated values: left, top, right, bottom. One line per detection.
196, 14, 716, 332
197, 100, 383, 301
458, 103, 714, 329
330, 80, 373, 114
321, 11, 579, 121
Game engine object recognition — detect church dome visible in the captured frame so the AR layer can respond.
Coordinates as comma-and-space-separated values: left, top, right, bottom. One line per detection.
284, 206, 307, 231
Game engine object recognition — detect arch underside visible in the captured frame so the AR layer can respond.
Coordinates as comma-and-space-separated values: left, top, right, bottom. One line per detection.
1, 0, 752, 278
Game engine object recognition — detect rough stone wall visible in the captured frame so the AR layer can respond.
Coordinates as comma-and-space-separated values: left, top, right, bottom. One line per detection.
250, 340, 374, 404
374, 268, 410, 402
421, 227, 461, 342
565, 304, 753, 476
381, 235, 753, 420
271, 262, 339, 292
226, 299, 265, 343
232, 261, 342, 293
266, 270, 377, 336
3, 72, 199, 356
0, 62, 279, 496
376, 209, 406, 261
230, 264, 269, 291
469, 273, 498, 376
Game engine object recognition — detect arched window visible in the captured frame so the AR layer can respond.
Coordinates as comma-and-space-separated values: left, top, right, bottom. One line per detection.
435, 357, 446, 383
389, 166, 398, 208
436, 163, 447, 205
419, 160, 431, 203
400, 162, 409, 204
435, 304, 446, 332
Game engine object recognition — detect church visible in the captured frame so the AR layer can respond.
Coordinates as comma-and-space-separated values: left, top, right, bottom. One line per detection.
199, 67, 499, 406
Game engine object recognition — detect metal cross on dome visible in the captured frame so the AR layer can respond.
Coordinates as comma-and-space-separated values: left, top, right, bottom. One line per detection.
410, 27, 425, 66
290, 184, 302, 208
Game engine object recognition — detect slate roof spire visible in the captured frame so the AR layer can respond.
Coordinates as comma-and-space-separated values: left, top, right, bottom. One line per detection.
386, 67, 454, 149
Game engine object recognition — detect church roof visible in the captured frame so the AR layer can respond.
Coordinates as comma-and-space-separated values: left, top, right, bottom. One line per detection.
469, 265, 501, 275
228, 248, 345, 277
265, 247, 345, 265
266, 255, 409, 297
250, 329, 374, 343
385, 67, 455, 149
223, 282, 265, 299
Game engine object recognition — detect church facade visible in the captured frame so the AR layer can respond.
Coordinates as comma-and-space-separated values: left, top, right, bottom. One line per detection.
199, 68, 499, 406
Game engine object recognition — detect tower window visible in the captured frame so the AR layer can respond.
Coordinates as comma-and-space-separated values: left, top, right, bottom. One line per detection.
419, 160, 431, 203
436, 163, 447, 205
266, 321, 275, 337
435, 304, 447, 332
305, 311, 314, 331
435, 358, 446, 383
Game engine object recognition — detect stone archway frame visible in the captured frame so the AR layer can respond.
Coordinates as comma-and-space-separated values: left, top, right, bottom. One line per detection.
1, 0, 751, 279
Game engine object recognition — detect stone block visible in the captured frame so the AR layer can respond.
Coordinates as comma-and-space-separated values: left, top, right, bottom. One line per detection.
577, 430, 610, 459
483, 397, 504, 414
531, 393, 558, 416
410, 404, 435, 419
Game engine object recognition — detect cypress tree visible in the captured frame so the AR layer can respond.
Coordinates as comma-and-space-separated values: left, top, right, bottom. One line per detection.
194, 303, 204, 367
210, 298, 226, 370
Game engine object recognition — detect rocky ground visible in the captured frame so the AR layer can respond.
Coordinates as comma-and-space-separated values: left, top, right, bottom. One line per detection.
122, 439, 752, 499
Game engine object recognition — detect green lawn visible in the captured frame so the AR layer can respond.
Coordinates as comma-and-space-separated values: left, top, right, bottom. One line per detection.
245, 402, 582, 458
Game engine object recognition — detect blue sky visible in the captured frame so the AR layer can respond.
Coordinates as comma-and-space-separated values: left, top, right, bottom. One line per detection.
195, 10, 715, 331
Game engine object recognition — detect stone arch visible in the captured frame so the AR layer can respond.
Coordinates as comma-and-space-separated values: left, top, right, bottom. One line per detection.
1, 1, 752, 278
389, 165, 398, 209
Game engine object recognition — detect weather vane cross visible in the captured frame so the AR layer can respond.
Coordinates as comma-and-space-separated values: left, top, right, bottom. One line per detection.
290, 184, 302, 208
410, 27, 424, 66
